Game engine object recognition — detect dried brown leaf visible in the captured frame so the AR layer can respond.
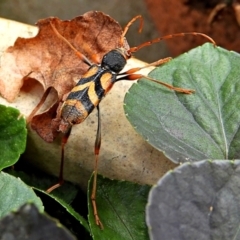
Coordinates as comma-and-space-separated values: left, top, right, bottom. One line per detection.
31, 102, 60, 142
0, 11, 129, 141
0, 11, 126, 102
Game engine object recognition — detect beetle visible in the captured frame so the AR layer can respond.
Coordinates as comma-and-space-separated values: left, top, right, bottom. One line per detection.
45, 15, 215, 229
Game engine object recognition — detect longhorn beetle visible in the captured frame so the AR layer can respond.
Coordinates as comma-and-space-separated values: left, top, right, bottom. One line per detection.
45, 15, 216, 229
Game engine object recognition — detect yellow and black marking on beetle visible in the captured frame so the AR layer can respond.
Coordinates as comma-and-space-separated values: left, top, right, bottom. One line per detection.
46, 15, 216, 229
58, 49, 127, 133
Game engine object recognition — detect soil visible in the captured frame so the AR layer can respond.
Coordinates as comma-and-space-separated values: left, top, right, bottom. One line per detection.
145, 0, 240, 56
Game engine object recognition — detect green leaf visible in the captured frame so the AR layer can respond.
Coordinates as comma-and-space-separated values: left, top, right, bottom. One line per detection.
0, 104, 27, 169
0, 204, 76, 240
146, 160, 240, 240
36, 188, 90, 232
124, 44, 240, 163
88, 175, 150, 240
5, 168, 90, 232
6, 168, 78, 204
0, 172, 43, 218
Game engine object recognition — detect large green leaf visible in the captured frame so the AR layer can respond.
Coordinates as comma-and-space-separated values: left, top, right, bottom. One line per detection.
146, 160, 240, 240
124, 44, 240, 163
88, 175, 150, 240
0, 104, 27, 169
0, 172, 43, 218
